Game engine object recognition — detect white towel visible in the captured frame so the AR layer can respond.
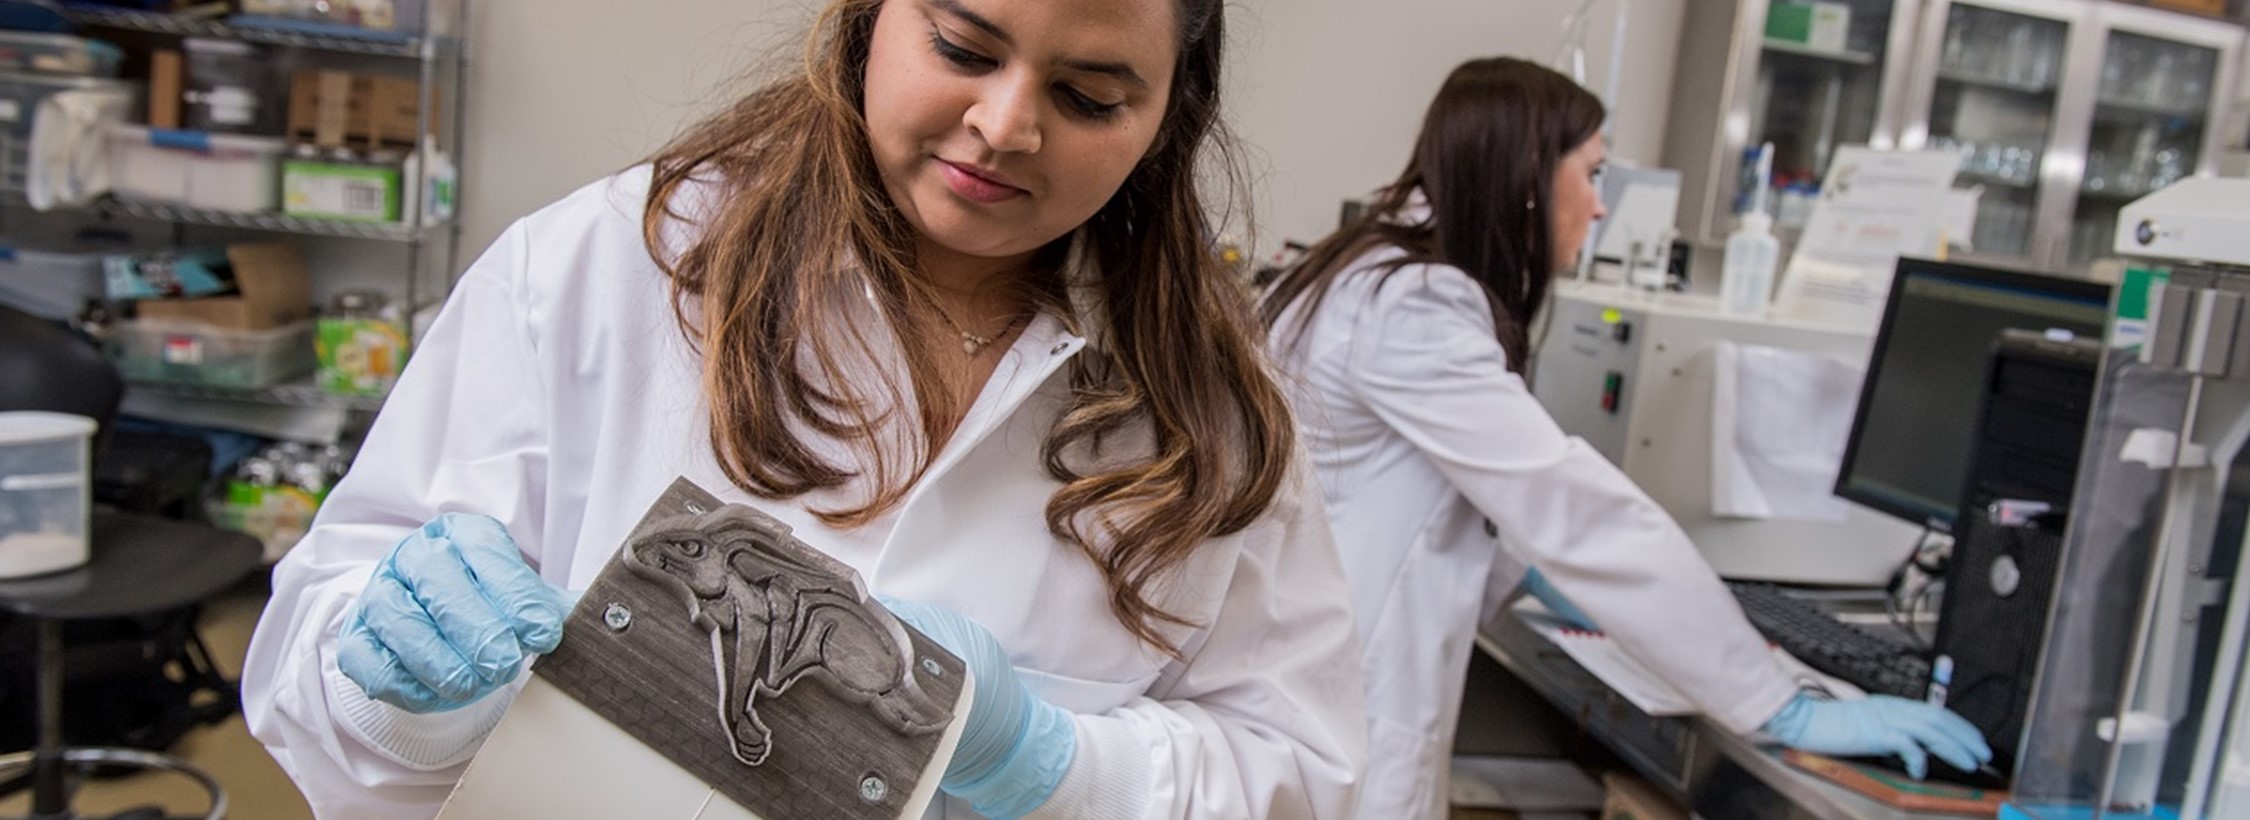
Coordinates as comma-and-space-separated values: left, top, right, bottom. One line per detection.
1711, 341, 1862, 522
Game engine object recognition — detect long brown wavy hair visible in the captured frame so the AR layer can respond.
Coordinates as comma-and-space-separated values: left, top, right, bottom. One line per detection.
1261, 57, 1606, 372
640, 0, 1291, 652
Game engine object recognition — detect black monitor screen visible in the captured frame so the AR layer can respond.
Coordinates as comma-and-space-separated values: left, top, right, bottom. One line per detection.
1834, 259, 2112, 531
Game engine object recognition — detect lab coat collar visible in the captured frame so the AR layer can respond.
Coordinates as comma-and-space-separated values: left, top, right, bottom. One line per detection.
888, 232, 1097, 498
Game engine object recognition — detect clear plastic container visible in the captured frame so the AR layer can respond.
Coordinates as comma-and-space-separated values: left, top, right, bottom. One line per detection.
0, 246, 112, 320
183, 38, 283, 136
106, 318, 315, 388
108, 126, 287, 213
0, 31, 123, 77
0, 411, 96, 579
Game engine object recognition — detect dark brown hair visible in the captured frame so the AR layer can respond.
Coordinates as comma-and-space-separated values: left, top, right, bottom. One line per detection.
640, 0, 1289, 652
1261, 56, 1606, 371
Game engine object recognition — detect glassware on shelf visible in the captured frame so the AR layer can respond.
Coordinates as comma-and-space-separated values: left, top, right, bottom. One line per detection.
2030, 25, 2061, 89
2108, 36, 2150, 102
2145, 49, 2179, 108
2178, 48, 2213, 106
2005, 21, 2034, 85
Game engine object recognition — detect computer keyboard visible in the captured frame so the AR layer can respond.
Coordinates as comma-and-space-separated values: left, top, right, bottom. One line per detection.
1726, 581, 1932, 701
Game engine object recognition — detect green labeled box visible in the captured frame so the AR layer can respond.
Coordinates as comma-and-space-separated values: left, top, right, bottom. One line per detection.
282, 160, 402, 222
1766, 2, 1851, 53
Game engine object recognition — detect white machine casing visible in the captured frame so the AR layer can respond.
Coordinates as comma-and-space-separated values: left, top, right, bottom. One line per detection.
1531, 283, 1919, 587
2115, 177, 2250, 268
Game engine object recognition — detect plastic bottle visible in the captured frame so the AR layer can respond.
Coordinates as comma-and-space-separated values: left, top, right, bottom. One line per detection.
1722, 142, 1780, 317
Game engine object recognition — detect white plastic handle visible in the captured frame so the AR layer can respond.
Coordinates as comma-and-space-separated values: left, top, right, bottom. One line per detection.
0, 472, 83, 492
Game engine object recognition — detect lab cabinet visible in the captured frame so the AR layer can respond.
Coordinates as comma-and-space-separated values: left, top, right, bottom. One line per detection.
1899, 0, 2241, 272
2065, 4, 2239, 269
1665, 0, 2242, 274
1662, 0, 1926, 249
1900, 0, 2091, 265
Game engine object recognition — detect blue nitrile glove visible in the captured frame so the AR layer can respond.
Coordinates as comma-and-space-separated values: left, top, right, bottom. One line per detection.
336, 512, 569, 713
880, 596, 1075, 820
1521, 567, 1599, 631
1761, 692, 1993, 779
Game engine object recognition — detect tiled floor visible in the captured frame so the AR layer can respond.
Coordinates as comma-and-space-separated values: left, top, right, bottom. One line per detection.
1, 575, 315, 820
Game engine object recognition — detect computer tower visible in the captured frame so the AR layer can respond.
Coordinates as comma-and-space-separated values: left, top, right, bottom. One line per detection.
1929, 329, 2102, 777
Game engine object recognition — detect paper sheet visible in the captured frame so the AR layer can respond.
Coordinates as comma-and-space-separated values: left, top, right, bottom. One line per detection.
1710, 341, 1862, 523
1515, 600, 1864, 717
1773, 147, 1964, 328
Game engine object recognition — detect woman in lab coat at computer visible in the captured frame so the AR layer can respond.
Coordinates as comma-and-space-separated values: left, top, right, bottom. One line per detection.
1261, 56, 1992, 820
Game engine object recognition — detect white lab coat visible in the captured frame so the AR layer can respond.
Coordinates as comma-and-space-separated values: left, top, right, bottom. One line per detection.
1267, 244, 1798, 820
241, 167, 1368, 820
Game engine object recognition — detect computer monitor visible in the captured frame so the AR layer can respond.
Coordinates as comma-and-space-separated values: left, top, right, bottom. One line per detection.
1833, 258, 2112, 533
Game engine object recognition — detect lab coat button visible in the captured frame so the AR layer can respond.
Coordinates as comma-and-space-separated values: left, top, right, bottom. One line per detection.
1483, 518, 1498, 538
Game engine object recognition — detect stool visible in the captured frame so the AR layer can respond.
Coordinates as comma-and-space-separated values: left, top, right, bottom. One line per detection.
0, 510, 261, 820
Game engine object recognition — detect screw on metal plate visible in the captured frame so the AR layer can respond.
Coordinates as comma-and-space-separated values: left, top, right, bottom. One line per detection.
603, 603, 633, 632
921, 657, 943, 676
860, 775, 888, 803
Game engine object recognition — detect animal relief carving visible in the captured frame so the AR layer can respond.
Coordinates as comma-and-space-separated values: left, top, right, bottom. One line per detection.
624, 505, 953, 767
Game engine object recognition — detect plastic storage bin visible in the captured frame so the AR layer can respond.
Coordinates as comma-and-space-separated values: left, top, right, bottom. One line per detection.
108, 126, 286, 213
0, 411, 95, 579
0, 32, 123, 77
0, 245, 112, 320
183, 38, 282, 136
107, 318, 315, 388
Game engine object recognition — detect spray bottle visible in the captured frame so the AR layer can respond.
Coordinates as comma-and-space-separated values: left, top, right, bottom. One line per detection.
1722, 142, 1780, 316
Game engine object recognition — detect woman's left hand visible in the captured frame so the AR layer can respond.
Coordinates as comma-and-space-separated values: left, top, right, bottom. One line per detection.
880, 596, 1076, 820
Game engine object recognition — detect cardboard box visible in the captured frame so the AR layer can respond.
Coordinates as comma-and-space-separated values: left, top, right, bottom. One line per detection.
134, 243, 310, 330
286, 71, 436, 150
1600, 772, 1687, 820
1765, 1, 1851, 53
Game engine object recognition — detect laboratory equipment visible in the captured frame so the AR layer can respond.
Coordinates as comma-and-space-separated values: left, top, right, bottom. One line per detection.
2003, 177, 2250, 819
1585, 165, 1683, 287
1533, 283, 1924, 586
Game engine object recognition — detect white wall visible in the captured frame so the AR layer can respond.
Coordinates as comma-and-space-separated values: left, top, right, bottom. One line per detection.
1226, 0, 1685, 256
455, 0, 807, 260
453, 0, 1687, 265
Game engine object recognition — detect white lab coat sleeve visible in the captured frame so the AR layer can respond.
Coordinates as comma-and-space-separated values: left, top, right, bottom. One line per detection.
1027, 462, 1367, 820
1342, 266, 1798, 736
241, 219, 556, 820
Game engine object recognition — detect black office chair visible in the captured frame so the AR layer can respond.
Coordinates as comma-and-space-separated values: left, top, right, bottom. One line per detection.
0, 303, 260, 820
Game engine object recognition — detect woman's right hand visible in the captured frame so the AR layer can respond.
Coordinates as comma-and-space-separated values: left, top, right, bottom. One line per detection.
336, 512, 569, 713
1761, 692, 1992, 779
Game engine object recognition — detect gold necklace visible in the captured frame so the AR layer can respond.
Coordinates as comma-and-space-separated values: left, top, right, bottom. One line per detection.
930, 301, 1031, 356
